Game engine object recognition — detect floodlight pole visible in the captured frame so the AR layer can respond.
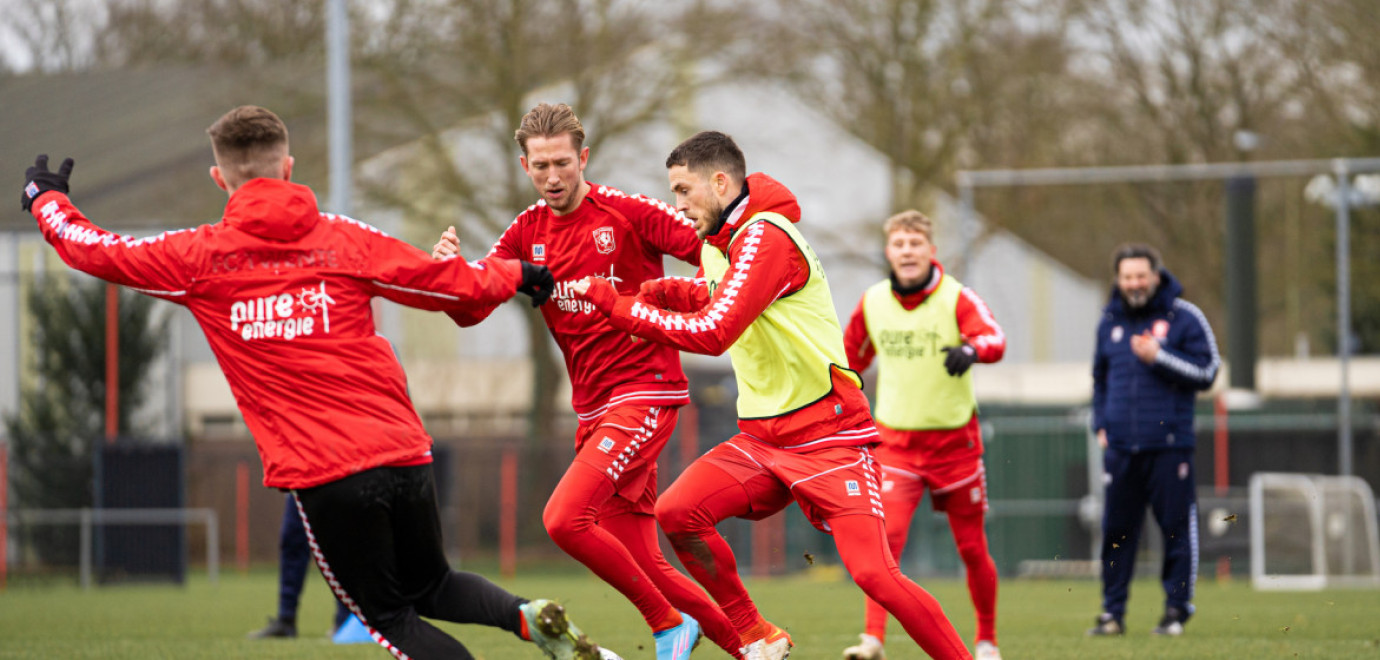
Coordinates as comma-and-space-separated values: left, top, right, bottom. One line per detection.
327, 0, 352, 218
1333, 160, 1353, 478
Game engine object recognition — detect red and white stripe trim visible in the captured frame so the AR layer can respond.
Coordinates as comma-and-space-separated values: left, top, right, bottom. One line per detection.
291, 493, 411, 660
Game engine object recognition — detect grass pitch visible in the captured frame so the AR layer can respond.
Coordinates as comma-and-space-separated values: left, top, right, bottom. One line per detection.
1, 567, 1377, 659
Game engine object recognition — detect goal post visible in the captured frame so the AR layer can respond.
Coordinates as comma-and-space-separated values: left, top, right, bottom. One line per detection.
1249, 472, 1380, 590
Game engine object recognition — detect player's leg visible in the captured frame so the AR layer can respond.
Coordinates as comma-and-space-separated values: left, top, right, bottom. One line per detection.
831, 514, 972, 660
298, 465, 603, 660
294, 466, 488, 658
544, 406, 683, 634
656, 441, 793, 637
942, 500, 998, 646
1097, 448, 1149, 628
600, 482, 742, 657
1147, 449, 1197, 633
859, 462, 925, 645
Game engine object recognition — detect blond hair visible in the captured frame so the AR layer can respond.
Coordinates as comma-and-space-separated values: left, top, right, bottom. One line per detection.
514, 103, 585, 154
206, 105, 289, 188
883, 210, 933, 241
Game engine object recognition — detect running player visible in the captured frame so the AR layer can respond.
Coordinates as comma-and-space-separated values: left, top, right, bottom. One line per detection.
572, 130, 972, 660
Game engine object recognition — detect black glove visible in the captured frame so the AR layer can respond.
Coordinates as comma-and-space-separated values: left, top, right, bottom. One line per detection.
941, 343, 977, 377
517, 261, 555, 307
22, 154, 74, 212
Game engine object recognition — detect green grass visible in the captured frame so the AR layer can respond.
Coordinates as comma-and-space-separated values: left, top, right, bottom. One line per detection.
1, 568, 1378, 659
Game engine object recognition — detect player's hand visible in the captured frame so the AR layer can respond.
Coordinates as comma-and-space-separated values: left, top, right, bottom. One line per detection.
432, 225, 460, 260
1097, 429, 1108, 449
940, 342, 977, 376
637, 279, 668, 307
517, 261, 555, 307
22, 154, 74, 212
570, 277, 593, 297
1130, 331, 1159, 364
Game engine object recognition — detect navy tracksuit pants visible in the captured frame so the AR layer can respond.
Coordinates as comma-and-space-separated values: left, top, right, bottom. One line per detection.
1099, 447, 1198, 619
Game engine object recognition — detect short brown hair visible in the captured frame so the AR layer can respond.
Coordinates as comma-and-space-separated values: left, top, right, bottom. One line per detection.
514, 103, 585, 155
206, 105, 289, 187
883, 210, 933, 241
665, 131, 746, 184
1112, 243, 1163, 274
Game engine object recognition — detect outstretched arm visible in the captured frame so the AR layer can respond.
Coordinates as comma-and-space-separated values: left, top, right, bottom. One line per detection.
24, 155, 195, 301
574, 220, 808, 356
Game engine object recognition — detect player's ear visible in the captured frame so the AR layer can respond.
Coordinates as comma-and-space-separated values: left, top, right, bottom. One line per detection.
209, 166, 229, 193
282, 155, 294, 181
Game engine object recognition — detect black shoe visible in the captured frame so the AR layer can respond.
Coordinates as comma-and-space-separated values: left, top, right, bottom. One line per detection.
1151, 606, 1189, 636
247, 616, 297, 639
1086, 612, 1124, 636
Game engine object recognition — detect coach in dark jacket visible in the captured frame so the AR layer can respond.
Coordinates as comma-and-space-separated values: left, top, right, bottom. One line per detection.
1087, 244, 1220, 638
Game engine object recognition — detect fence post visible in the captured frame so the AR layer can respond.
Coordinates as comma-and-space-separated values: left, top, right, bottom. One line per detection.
0, 441, 7, 591
236, 461, 249, 574
500, 448, 517, 579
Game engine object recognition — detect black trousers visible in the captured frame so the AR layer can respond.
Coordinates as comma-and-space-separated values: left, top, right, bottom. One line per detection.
293, 464, 525, 659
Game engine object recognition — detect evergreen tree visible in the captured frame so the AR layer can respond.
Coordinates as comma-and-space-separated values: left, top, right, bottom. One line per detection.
3, 275, 167, 565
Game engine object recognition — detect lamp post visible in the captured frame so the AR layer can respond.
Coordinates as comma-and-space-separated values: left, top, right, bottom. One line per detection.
1304, 168, 1380, 478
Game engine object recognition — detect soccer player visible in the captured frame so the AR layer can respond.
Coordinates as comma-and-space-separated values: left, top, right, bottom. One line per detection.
1088, 243, 1219, 637
571, 130, 973, 660
432, 103, 740, 660
840, 210, 1006, 660
19, 105, 614, 660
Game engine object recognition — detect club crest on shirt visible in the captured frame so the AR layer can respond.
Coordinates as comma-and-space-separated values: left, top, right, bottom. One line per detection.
1111, 326, 1124, 343
1153, 319, 1170, 340
1178, 462, 1190, 480
592, 226, 616, 254
845, 480, 861, 496
532, 244, 546, 262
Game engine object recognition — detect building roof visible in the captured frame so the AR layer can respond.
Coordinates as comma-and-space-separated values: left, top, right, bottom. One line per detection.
1, 65, 332, 232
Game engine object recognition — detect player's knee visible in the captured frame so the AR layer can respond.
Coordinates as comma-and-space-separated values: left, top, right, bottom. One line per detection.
955, 537, 988, 565
848, 564, 895, 598
654, 495, 701, 536
542, 498, 589, 543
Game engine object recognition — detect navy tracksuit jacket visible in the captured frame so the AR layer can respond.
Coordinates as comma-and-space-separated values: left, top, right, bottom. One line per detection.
1091, 269, 1220, 619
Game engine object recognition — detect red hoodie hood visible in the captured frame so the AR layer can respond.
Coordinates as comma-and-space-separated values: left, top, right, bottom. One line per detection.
706, 172, 801, 253
222, 178, 321, 242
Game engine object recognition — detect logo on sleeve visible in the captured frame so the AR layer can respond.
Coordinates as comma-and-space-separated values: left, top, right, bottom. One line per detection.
592, 226, 616, 254
24, 182, 39, 200
845, 480, 861, 496
597, 437, 616, 453
229, 280, 335, 341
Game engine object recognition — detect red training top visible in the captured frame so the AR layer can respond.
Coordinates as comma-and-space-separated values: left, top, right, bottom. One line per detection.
29, 178, 523, 489
448, 183, 702, 422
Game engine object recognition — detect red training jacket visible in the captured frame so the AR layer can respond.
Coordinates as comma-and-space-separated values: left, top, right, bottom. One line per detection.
448, 183, 701, 422
29, 178, 524, 489
584, 173, 876, 450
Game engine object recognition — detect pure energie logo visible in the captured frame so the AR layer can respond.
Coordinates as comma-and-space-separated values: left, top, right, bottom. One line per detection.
230, 281, 335, 341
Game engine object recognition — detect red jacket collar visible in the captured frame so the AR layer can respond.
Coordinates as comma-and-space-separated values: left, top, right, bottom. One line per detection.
223, 178, 320, 242
892, 260, 945, 310
705, 172, 802, 253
